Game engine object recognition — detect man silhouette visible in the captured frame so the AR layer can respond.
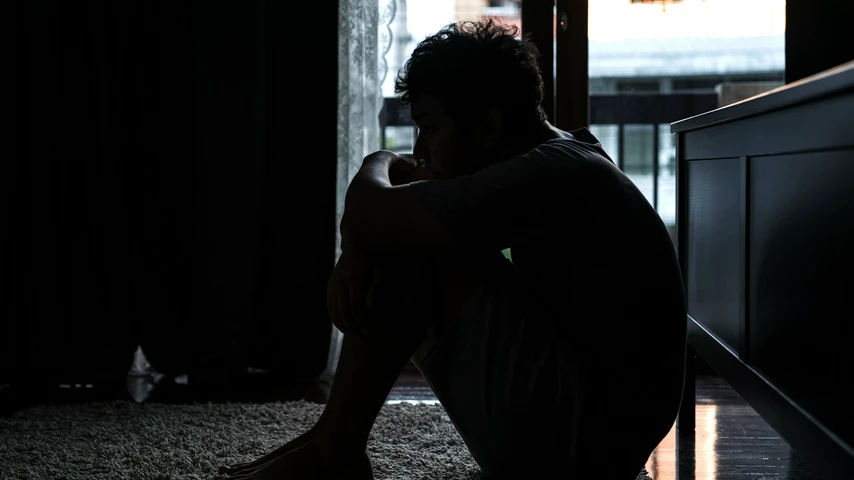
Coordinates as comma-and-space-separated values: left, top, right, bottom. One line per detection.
218, 18, 687, 480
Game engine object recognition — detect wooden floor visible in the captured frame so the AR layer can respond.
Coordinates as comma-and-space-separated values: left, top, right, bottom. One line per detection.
386, 370, 824, 480
0, 369, 825, 480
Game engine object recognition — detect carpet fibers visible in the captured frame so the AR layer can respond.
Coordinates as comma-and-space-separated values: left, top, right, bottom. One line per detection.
0, 400, 652, 480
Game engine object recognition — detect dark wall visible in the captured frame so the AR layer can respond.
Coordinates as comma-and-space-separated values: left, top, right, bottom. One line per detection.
4, 1, 338, 386
786, 0, 854, 82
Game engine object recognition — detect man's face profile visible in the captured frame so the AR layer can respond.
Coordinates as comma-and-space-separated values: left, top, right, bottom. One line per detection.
410, 94, 489, 178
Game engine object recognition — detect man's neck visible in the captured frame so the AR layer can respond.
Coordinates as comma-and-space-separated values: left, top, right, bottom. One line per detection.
505, 121, 561, 157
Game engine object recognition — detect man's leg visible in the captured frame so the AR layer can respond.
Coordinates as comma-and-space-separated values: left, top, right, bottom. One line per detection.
217, 255, 491, 479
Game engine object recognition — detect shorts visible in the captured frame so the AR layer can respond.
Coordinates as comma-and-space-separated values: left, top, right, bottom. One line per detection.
409, 257, 660, 479
409, 258, 581, 478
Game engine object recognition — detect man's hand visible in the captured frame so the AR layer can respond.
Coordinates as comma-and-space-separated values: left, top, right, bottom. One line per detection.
327, 247, 384, 340
365, 151, 436, 185
387, 153, 423, 185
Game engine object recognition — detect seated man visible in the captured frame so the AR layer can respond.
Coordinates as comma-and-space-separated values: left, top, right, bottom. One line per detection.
218, 18, 687, 480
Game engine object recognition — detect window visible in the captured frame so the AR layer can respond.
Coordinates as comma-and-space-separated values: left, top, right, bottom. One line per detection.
589, 0, 786, 234
378, 0, 785, 241
379, 0, 523, 154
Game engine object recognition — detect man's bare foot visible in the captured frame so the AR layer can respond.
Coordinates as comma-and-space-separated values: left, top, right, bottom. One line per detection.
216, 427, 317, 477
215, 439, 373, 480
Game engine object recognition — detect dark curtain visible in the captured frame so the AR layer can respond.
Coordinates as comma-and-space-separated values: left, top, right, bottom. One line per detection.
4, 0, 338, 388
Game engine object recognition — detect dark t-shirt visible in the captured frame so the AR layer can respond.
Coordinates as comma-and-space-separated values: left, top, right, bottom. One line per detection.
408, 127, 686, 376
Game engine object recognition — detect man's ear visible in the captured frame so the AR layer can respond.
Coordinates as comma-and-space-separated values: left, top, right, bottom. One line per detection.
482, 107, 503, 149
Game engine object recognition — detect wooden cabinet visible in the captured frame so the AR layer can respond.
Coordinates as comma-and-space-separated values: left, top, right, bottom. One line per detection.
674, 60, 854, 480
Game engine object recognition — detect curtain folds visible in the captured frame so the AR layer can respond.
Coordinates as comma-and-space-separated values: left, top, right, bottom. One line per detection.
6, 0, 341, 388
325, 0, 397, 380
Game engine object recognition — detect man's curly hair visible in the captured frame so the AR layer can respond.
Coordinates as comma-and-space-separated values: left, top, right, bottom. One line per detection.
394, 18, 547, 131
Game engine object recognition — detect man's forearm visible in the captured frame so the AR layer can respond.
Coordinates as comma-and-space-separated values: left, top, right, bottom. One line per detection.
341, 153, 394, 250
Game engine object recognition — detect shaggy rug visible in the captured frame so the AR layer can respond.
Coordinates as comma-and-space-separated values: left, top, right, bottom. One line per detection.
0, 400, 652, 480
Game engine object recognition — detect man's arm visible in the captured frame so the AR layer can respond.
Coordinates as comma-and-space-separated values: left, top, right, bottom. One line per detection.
343, 147, 559, 255
342, 151, 456, 253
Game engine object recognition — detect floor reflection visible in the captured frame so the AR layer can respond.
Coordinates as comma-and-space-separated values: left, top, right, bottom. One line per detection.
697, 404, 718, 480
641, 391, 817, 480
383, 372, 821, 479
644, 405, 717, 480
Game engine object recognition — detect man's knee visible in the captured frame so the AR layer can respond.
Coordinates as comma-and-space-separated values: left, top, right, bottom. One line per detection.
369, 252, 502, 333
436, 252, 504, 303
371, 254, 435, 303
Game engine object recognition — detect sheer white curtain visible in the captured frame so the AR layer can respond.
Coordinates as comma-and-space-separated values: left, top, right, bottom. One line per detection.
323, 0, 397, 381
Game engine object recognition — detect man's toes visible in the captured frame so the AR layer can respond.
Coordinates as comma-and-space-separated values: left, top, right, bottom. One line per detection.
220, 462, 250, 474
215, 464, 245, 478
